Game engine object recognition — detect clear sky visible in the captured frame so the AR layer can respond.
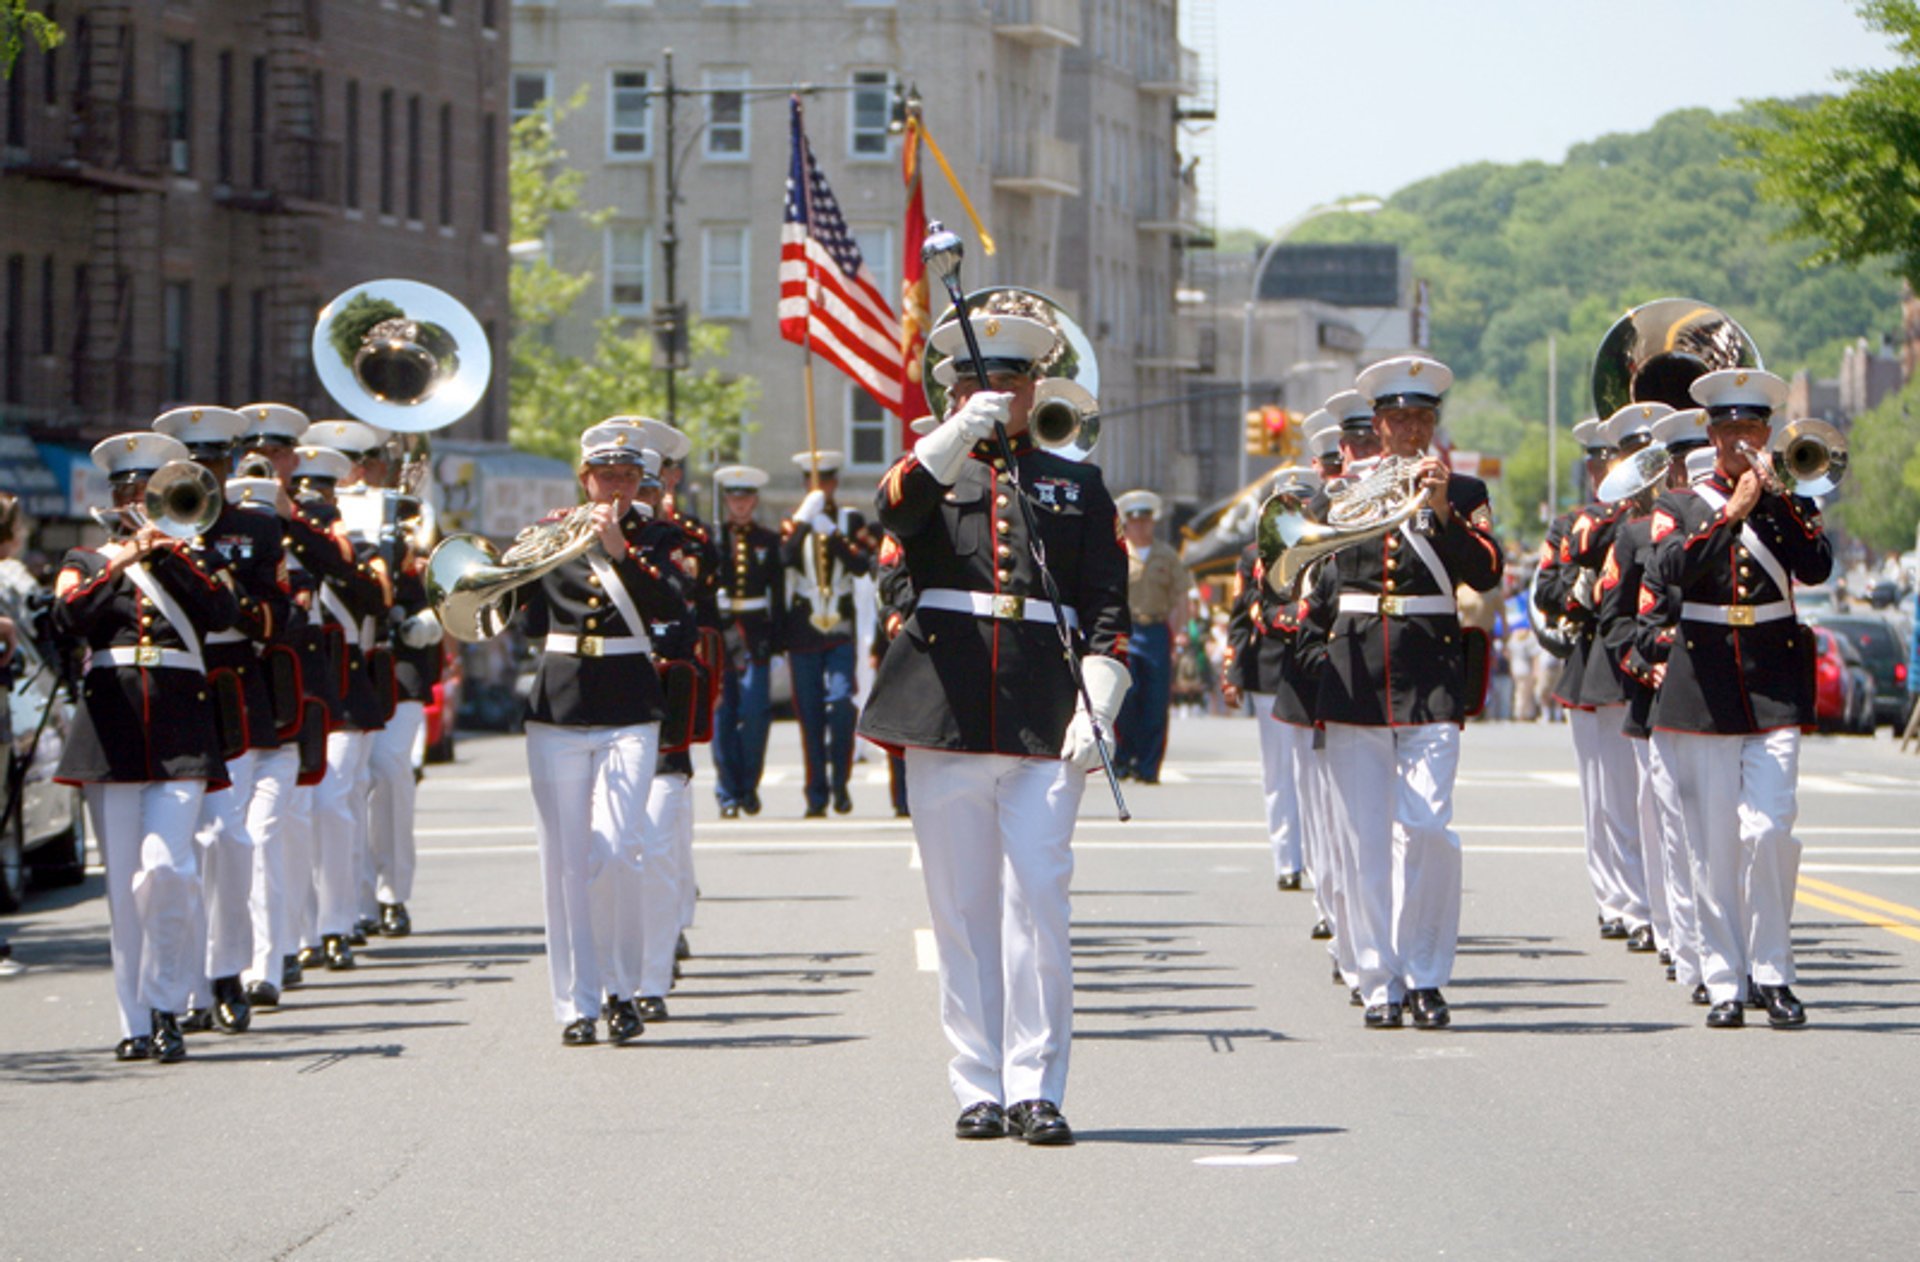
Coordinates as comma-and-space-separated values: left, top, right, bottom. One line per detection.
1209, 0, 1903, 234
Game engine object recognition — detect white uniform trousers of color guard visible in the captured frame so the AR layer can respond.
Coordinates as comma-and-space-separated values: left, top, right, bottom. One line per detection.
1641, 736, 1702, 986
525, 720, 659, 1023
314, 730, 373, 937
1649, 727, 1802, 1004
640, 768, 692, 999
368, 700, 426, 907
904, 748, 1085, 1109
1569, 706, 1651, 930
187, 750, 257, 1006
244, 744, 300, 989
1321, 722, 1462, 1008
1248, 694, 1303, 881
89, 781, 206, 1038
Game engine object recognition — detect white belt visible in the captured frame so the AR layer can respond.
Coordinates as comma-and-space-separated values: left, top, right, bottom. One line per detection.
96, 646, 203, 672
918, 588, 1081, 629
718, 594, 771, 613
204, 629, 249, 645
1680, 600, 1793, 627
544, 632, 652, 658
1338, 592, 1457, 617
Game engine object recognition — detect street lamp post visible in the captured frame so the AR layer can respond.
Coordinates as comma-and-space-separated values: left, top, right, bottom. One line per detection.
1237, 197, 1384, 487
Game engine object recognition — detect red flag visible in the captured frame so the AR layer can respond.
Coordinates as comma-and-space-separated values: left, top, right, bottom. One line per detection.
898, 118, 932, 447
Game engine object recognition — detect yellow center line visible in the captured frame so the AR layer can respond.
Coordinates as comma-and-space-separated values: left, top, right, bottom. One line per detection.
1798, 876, 1920, 924
1796, 891, 1920, 945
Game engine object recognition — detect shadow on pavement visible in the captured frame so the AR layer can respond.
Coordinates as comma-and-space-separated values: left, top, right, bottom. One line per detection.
622, 1033, 866, 1050
1454, 1020, 1686, 1035
1072, 1124, 1342, 1150
1075, 1025, 1289, 1047
0, 1040, 416, 1083
1073, 1003, 1256, 1020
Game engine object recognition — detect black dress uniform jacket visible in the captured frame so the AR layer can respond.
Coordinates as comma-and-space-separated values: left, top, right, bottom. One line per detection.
1595, 513, 1658, 738
637, 516, 702, 774
1301, 473, 1503, 728
717, 520, 786, 666
284, 504, 381, 730
1540, 499, 1624, 710
1641, 478, 1832, 735
520, 507, 685, 728
53, 544, 239, 786
1225, 543, 1318, 727
202, 502, 293, 750
391, 566, 441, 704
859, 436, 1130, 757
780, 504, 872, 652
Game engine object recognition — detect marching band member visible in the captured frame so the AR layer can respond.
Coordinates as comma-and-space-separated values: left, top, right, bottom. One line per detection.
1304, 410, 1345, 481
54, 433, 239, 1062
1328, 388, 1384, 467
1642, 369, 1830, 1028
518, 420, 686, 1045
860, 309, 1130, 1145
367, 509, 442, 938
710, 465, 784, 819
1301, 356, 1503, 1030
781, 450, 872, 818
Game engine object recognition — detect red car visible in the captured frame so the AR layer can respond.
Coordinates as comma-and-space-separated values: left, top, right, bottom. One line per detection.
1812, 626, 1874, 735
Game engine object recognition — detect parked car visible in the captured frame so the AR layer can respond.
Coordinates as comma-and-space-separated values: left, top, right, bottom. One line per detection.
1806, 611, 1908, 729
1811, 626, 1875, 735
0, 632, 88, 913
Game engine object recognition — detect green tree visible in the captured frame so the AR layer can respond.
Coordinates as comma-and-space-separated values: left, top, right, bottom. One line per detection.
0, 2, 60, 79
507, 93, 756, 466
1837, 375, 1920, 551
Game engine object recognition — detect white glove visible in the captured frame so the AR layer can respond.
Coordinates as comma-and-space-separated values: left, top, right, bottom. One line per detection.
914, 391, 1011, 485
794, 489, 827, 524
811, 513, 838, 537
398, 609, 444, 649
1060, 654, 1132, 771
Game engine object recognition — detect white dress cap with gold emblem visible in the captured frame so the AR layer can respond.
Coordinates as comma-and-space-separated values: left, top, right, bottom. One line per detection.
291, 445, 355, 484
1685, 445, 1718, 483
1650, 407, 1711, 450
1356, 355, 1453, 410
1690, 368, 1789, 422
714, 464, 770, 492
226, 476, 282, 511
92, 432, 191, 481
305, 419, 390, 457
580, 420, 655, 468
602, 415, 691, 463
1270, 465, 1323, 498
238, 402, 312, 447
791, 450, 845, 477
1308, 424, 1343, 460
1602, 402, 1673, 449
1115, 489, 1163, 519
152, 405, 250, 452
928, 312, 1059, 388
1571, 417, 1608, 452
1323, 389, 1377, 430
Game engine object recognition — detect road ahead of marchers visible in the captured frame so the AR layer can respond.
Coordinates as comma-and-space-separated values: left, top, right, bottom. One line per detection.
4, 716, 1917, 1261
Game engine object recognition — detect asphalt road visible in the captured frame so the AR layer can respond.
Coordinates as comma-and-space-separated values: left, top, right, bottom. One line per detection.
3, 714, 1918, 1261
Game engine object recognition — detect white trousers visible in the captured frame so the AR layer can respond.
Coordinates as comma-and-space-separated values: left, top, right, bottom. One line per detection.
1569, 707, 1650, 928
526, 720, 659, 1023
1630, 739, 1672, 950
89, 781, 206, 1038
244, 745, 300, 987
905, 748, 1084, 1109
369, 701, 426, 905
639, 769, 691, 998
1293, 732, 1354, 979
314, 730, 372, 937
1249, 695, 1302, 879
284, 783, 318, 953
1643, 736, 1702, 987
1322, 722, 1462, 1007
189, 751, 257, 1002
1651, 728, 1802, 1003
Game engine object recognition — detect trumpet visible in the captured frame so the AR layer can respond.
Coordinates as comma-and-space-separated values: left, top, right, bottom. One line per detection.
1735, 419, 1847, 498
90, 460, 224, 540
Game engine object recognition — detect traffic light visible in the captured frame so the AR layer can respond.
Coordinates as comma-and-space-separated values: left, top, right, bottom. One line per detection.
1244, 406, 1300, 458
1244, 409, 1268, 456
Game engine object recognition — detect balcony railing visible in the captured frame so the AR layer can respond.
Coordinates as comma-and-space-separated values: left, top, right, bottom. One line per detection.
992, 132, 1080, 197
1, 100, 171, 189
992, 0, 1082, 48
1141, 45, 1201, 96
1138, 181, 1201, 235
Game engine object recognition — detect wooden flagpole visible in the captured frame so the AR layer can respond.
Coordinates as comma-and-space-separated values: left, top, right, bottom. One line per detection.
796, 98, 822, 492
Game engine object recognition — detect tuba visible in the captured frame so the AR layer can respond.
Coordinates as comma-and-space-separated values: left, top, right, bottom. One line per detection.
1256, 456, 1428, 598
1591, 299, 1762, 418
920, 286, 1101, 462
428, 503, 603, 643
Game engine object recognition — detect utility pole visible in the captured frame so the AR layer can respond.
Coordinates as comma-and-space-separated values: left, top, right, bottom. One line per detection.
1546, 333, 1558, 521
661, 49, 680, 426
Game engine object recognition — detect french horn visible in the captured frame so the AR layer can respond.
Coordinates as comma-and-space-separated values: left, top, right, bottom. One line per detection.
920, 286, 1100, 462
1257, 456, 1428, 598
428, 503, 603, 644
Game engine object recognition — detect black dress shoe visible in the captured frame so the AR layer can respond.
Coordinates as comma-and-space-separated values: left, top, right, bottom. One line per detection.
742, 791, 762, 816
295, 945, 324, 971
832, 787, 853, 814
150, 1010, 187, 1063
606, 997, 644, 1044
1658, 948, 1673, 966
1310, 918, 1333, 940
1625, 925, 1657, 953
636, 995, 668, 1022
1690, 984, 1711, 1006
178, 1008, 214, 1033
1330, 960, 1343, 984
561, 1017, 598, 1046
379, 902, 412, 938
1006, 1099, 1073, 1146
1135, 774, 1160, 786
282, 953, 304, 988
323, 935, 356, 970
1598, 918, 1628, 940
1349, 987, 1363, 1007
1276, 871, 1302, 892
1408, 988, 1451, 1029
1665, 964, 1677, 982
114, 1036, 153, 1062
1706, 1000, 1745, 1028
955, 1101, 1007, 1140
245, 981, 281, 1008
719, 804, 739, 819
1743, 977, 1767, 1009
1364, 1002, 1404, 1029
804, 805, 828, 819
1757, 983, 1807, 1028
212, 975, 251, 1033
347, 927, 369, 947
675, 932, 691, 961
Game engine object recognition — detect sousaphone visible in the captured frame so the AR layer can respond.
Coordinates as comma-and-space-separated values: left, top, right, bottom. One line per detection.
1591, 298, 1762, 418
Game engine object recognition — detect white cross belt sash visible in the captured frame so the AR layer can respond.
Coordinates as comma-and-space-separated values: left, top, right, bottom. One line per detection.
124, 561, 206, 674
917, 588, 1081, 629
1337, 592, 1457, 618
585, 551, 655, 654
1693, 482, 1795, 608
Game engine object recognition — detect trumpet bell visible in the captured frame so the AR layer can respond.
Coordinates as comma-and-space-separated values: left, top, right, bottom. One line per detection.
1773, 419, 1847, 497
1592, 299, 1762, 418
313, 279, 491, 433
426, 533, 519, 644
144, 460, 223, 540
1596, 443, 1672, 504
921, 286, 1099, 457
1030, 378, 1100, 463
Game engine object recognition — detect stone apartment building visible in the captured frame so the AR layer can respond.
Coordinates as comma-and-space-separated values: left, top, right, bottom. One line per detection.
511, 0, 1201, 506
0, 0, 512, 487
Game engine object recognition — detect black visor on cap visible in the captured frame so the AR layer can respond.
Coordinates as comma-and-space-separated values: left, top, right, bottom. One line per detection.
1707, 404, 1772, 424
1338, 415, 1378, 433
184, 441, 235, 458
584, 449, 646, 468
954, 357, 1035, 382
107, 468, 159, 485
1667, 437, 1711, 454
246, 433, 296, 448
1373, 392, 1443, 412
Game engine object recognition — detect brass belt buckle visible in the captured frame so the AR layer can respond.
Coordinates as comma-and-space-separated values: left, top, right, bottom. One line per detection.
578, 635, 604, 657
1727, 605, 1755, 628
1379, 595, 1405, 617
992, 593, 1026, 620
134, 645, 162, 667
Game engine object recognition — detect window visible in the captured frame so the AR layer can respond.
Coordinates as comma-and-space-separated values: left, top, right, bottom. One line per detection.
440, 0, 454, 16
846, 386, 892, 470
164, 40, 193, 176
609, 70, 650, 157
4, 57, 22, 148
215, 50, 233, 184
344, 80, 360, 208
510, 69, 552, 124
704, 68, 747, 159
480, 112, 498, 233
406, 93, 422, 221
213, 286, 232, 401
606, 225, 650, 316
850, 225, 893, 309
482, 0, 497, 30
39, 256, 54, 355
438, 103, 454, 227
702, 227, 748, 317
163, 281, 191, 401
379, 88, 395, 214
249, 56, 266, 188
2, 255, 21, 407
849, 70, 891, 158
247, 289, 266, 399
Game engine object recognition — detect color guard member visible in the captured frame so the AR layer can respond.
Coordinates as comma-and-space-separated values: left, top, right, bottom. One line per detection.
1112, 491, 1187, 785
781, 451, 872, 817
710, 465, 784, 819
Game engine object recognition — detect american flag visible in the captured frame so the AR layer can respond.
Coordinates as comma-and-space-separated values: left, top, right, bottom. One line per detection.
779, 97, 906, 419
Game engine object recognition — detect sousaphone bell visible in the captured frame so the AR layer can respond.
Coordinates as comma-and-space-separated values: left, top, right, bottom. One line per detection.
921, 287, 1101, 461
